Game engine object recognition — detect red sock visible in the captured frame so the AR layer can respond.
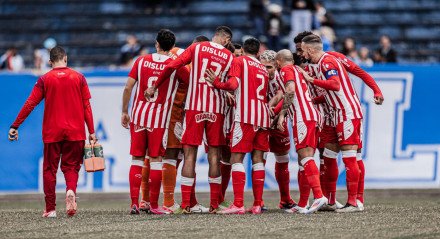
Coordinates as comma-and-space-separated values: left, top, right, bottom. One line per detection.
252, 163, 265, 207
231, 163, 246, 208
301, 157, 323, 199
149, 162, 162, 209
129, 161, 143, 206
357, 155, 365, 203
342, 151, 360, 206
209, 176, 222, 209
180, 176, 194, 209
190, 174, 198, 207
323, 149, 339, 204
298, 166, 311, 207
275, 158, 291, 202
319, 158, 327, 197
219, 162, 231, 203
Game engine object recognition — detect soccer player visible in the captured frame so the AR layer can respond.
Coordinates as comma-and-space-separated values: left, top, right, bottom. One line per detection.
205, 37, 271, 215
8, 46, 96, 218
233, 43, 243, 57
300, 34, 364, 212
274, 49, 328, 214
147, 26, 234, 214
121, 29, 189, 215
294, 31, 384, 211
159, 35, 211, 213
260, 50, 296, 210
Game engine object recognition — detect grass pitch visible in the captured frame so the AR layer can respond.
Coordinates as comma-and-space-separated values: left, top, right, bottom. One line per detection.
1, 189, 440, 239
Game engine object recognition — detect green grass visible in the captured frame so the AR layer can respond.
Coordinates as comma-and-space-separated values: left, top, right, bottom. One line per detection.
1, 190, 440, 238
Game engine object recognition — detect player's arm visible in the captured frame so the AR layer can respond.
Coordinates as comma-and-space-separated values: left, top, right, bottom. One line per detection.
297, 64, 340, 91
121, 77, 136, 129
205, 68, 239, 91
176, 65, 190, 88
9, 78, 45, 141
313, 95, 326, 104
80, 76, 96, 142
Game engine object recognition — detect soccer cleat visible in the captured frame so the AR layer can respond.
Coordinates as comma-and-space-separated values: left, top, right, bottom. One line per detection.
42, 210, 57, 218
261, 204, 268, 212
250, 205, 262, 215
218, 201, 231, 210
356, 199, 365, 211
285, 205, 308, 214
336, 200, 344, 209
139, 200, 151, 213
150, 206, 171, 215
163, 202, 181, 213
217, 204, 246, 215
306, 196, 328, 214
130, 204, 140, 214
335, 203, 362, 213
65, 190, 77, 217
190, 203, 209, 213
319, 203, 337, 211
173, 206, 191, 214
209, 206, 219, 214
279, 200, 297, 209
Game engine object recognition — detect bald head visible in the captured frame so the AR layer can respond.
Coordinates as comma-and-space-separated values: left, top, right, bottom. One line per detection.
275, 49, 294, 68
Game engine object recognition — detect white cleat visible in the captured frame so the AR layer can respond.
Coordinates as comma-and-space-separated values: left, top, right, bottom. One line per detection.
285, 205, 308, 214
163, 202, 181, 214
336, 203, 362, 213
42, 210, 57, 218
190, 203, 209, 213
356, 199, 365, 211
319, 203, 337, 211
306, 197, 328, 214
335, 200, 344, 209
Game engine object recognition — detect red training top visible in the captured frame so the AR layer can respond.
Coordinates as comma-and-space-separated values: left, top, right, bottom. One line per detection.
11, 66, 95, 143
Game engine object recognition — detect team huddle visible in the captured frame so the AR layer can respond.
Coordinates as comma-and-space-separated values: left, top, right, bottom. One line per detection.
122, 26, 384, 215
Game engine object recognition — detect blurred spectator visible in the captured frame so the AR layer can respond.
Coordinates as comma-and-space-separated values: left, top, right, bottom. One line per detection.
0, 46, 24, 72
266, 3, 284, 51
289, 0, 315, 50
34, 38, 57, 71
314, 1, 334, 29
374, 35, 397, 63
358, 47, 374, 67
249, 0, 267, 38
120, 35, 141, 66
341, 37, 356, 56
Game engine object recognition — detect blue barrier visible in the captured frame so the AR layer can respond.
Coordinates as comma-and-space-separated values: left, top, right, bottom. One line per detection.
1, 65, 439, 192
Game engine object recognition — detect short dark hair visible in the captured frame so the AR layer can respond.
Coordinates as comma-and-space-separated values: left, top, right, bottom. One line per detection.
294, 31, 314, 44
233, 43, 242, 50
50, 46, 66, 62
293, 52, 303, 66
215, 26, 233, 39
242, 37, 260, 55
302, 34, 322, 44
225, 42, 235, 53
156, 29, 175, 51
193, 35, 210, 43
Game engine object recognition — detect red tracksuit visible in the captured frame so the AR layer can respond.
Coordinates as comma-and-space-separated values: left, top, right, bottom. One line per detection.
11, 66, 95, 212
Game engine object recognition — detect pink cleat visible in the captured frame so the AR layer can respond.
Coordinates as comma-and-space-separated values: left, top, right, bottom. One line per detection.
150, 206, 171, 215
250, 205, 262, 215
42, 210, 57, 218
217, 204, 246, 215
139, 200, 151, 213
65, 190, 77, 217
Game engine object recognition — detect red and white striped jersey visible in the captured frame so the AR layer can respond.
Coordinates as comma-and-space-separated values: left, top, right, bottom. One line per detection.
267, 71, 285, 101
128, 53, 187, 129
230, 56, 271, 128
280, 64, 319, 123
317, 53, 363, 124
305, 64, 334, 127
175, 41, 234, 114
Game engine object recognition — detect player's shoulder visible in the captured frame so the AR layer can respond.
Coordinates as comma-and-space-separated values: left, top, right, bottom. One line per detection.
320, 54, 339, 70
327, 51, 352, 67
150, 53, 171, 63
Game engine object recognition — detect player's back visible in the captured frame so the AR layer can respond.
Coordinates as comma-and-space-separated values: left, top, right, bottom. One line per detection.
130, 53, 179, 128
232, 55, 270, 128
318, 53, 362, 121
186, 41, 234, 114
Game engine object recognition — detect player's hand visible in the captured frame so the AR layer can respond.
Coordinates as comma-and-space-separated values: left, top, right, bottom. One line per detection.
8, 128, 18, 141
89, 133, 97, 145
268, 106, 275, 117
277, 113, 286, 131
374, 93, 384, 105
226, 92, 235, 106
205, 68, 217, 84
144, 86, 156, 101
121, 112, 130, 129
271, 114, 280, 129
296, 66, 314, 83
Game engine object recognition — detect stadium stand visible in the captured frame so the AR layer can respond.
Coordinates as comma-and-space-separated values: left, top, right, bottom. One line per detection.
0, 0, 439, 67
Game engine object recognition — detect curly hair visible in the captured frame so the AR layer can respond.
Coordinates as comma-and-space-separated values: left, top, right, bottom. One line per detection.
259, 50, 277, 63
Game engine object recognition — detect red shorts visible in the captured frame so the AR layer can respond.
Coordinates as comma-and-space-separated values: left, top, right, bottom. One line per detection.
336, 118, 362, 147
231, 122, 269, 153
292, 121, 318, 151
181, 110, 225, 146
269, 121, 291, 154
318, 124, 338, 149
130, 123, 166, 158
